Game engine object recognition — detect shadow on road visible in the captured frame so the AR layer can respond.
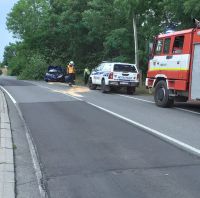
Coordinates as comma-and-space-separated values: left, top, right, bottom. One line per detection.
174, 102, 200, 113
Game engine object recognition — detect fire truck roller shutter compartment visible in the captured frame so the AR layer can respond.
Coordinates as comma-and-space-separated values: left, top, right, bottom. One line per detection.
191, 43, 200, 100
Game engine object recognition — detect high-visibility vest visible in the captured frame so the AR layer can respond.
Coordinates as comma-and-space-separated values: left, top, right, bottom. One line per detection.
84, 68, 90, 76
67, 65, 75, 74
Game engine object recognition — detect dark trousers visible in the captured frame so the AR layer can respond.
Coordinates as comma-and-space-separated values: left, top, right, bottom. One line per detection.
69, 73, 75, 84
84, 74, 89, 85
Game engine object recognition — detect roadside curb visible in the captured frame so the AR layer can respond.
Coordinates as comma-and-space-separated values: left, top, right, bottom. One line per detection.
0, 90, 15, 198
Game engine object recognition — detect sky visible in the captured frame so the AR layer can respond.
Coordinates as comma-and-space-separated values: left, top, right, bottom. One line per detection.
0, 0, 18, 62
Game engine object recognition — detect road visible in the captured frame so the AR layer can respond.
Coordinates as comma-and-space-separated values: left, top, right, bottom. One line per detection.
1, 76, 200, 198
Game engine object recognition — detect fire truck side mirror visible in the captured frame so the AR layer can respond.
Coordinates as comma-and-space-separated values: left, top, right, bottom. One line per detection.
148, 42, 154, 60
148, 54, 154, 60
149, 43, 153, 52
193, 18, 200, 28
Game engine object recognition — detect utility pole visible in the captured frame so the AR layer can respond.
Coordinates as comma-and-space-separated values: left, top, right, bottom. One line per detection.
133, 14, 139, 70
133, 14, 142, 85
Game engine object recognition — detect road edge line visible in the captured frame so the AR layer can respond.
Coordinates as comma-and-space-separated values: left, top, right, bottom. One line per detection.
37, 84, 200, 157
87, 101, 200, 157
120, 94, 200, 115
26, 83, 200, 157
119, 95, 154, 104
0, 86, 16, 104
0, 88, 15, 198
0, 86, 48, 198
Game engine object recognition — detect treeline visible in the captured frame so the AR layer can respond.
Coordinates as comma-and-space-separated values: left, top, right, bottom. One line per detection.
2, 0, 199, 80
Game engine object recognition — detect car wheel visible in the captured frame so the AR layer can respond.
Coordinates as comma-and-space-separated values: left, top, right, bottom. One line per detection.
154, 80, 174, 107
61, 77, 65, 83
127, 87, 135, 95
101, 79, 110, 93
88, 78, 97, 90
45, 79, 48, 82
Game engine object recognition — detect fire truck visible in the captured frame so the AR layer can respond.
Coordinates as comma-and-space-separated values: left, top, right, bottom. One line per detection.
146, 23, 200, 107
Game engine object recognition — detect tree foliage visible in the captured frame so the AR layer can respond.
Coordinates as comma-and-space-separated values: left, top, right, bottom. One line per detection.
3, 0, 199, 79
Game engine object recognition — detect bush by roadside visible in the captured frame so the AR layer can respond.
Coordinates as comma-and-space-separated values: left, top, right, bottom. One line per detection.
18, 54, 48, 80
0, 69, 2, 75
136, 85, 151, 95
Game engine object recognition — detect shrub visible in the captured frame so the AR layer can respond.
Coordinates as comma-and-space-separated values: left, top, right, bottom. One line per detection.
8, 55, 27, 76
0, 69, 2, 75
19, 54, 48, 80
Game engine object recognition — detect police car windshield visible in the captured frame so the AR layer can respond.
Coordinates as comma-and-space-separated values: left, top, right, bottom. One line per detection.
114, 64, 136, 73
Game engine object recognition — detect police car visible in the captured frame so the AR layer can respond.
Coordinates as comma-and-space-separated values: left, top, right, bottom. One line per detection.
88, 62, 139, 94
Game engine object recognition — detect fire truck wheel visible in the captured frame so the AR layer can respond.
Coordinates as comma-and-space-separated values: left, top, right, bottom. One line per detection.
154, 80, 174, 107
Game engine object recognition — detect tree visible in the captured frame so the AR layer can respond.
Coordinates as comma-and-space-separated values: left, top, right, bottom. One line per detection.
5, 0, 199, 80
184, 0, 200, 19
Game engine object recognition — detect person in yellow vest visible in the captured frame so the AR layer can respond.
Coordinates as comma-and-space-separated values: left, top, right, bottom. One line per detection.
83, 67, 90, 85
66, 61, 76, 85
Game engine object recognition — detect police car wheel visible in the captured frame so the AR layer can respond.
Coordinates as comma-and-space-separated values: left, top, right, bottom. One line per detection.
127, 87, 135, 95
154, 80, 174, 107
61, 77, 65, 82
88, 79, 96, 90
101, 79, 110, 93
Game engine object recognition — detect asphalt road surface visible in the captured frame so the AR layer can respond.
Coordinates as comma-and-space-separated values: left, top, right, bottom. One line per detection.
1, 76, 200, 198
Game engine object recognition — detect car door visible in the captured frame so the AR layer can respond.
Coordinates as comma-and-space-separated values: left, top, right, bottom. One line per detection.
171, 36, 185, 75
91, 68, 98, 84
149, 39, 163, 74
191, 43, 200, 100
95, 63, 104, 85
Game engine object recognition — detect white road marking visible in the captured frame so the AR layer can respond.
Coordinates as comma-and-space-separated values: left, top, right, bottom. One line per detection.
0, 86, 46, 198
38, 84, 200, 156
0, 86, 17, 104
87, 102, 200, 157
120, 94, 200, 115
119, 95, 154, 104
2, 83, 200, 162
25, 132, 46, 198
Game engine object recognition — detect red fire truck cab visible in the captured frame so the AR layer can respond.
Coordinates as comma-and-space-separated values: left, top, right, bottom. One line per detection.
146, 27, 200, 107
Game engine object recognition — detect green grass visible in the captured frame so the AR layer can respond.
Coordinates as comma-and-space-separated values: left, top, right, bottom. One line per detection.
135, 85, 152, 95
13, 144, 17, 150
75, 74, 85, 86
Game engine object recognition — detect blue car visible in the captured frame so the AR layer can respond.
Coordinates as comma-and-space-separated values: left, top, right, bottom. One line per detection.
44, 66, 65, 82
